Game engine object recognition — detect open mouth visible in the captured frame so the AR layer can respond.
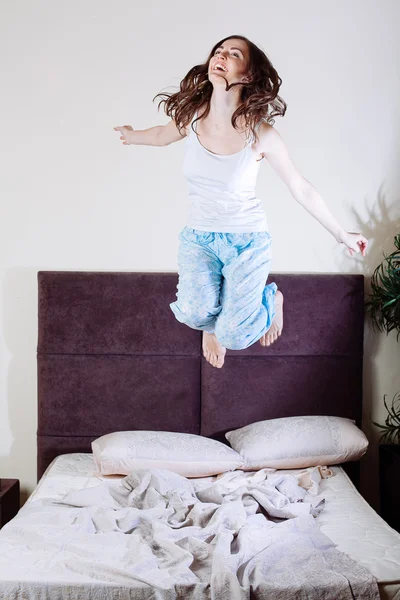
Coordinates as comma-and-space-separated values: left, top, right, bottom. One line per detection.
213, 64, 228, 73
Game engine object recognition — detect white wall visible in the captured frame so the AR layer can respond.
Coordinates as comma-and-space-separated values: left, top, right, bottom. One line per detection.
1, 0, 399, 508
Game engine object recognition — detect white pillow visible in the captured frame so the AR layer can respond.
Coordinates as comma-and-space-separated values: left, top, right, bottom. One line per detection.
92, 430, 244, 477
225, 415, 369, 469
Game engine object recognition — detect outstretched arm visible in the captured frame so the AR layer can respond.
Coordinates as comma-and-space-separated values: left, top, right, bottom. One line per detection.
114, 118, 187, 147
258, 123, 368, 257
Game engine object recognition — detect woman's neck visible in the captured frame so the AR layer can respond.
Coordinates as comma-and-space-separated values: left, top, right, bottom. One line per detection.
207, 92, 242, 127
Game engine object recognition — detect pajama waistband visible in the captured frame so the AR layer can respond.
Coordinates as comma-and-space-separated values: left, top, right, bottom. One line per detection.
180, 227, 271, 244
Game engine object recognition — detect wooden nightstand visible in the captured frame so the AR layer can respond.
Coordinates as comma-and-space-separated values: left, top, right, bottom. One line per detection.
379, 444, 400, 533
0, 479, 20, 528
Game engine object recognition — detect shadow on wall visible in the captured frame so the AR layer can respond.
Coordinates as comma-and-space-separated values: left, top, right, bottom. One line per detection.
334, 184, 400, 513
1, 268, 38, 507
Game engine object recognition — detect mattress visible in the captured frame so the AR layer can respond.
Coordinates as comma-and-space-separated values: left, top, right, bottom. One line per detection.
16, 454, 400, 599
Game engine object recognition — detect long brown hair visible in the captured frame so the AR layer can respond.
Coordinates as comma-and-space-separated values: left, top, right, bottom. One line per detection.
153, 34, 287, 142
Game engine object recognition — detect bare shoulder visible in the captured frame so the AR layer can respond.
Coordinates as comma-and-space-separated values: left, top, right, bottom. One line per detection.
159, 118, 188, 146
257, 121, 283, 156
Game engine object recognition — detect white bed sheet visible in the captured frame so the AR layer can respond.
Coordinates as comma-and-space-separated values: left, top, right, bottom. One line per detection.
22, 453, 400, 600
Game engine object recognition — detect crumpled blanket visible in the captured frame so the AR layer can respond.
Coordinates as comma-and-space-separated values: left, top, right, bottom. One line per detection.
0, 466, 380, 600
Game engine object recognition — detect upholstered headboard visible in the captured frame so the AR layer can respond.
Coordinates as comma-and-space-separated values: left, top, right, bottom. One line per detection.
37, 271, 364, 487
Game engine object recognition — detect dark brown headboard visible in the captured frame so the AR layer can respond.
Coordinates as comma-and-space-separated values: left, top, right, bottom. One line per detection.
37, 271, 364, 487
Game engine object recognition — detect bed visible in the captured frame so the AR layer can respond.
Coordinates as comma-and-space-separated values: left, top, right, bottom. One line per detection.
0, 270, 399, 599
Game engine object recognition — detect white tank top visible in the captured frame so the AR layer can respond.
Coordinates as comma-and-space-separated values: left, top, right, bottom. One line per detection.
181, 110, 268, 233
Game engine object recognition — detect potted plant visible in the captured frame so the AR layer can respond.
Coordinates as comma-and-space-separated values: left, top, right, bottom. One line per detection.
365, 233, 400, 530
366, 233, 400, 442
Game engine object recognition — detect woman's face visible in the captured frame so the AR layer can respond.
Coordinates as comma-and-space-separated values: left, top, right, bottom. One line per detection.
208, 38, 252, 85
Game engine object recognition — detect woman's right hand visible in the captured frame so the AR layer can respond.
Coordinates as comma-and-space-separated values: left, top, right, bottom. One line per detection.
114, 125, 135, 145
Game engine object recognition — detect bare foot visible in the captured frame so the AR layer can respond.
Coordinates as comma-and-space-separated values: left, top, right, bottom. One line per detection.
259, 290, 284, 347
202, 332, 226, 368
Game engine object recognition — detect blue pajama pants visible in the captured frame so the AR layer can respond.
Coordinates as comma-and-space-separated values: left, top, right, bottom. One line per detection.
169, 226, 278, 350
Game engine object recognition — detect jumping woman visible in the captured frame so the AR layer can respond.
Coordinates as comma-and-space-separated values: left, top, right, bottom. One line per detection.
114, 34, 368, 369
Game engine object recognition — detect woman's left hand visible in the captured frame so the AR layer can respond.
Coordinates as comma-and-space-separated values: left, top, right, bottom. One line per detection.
340, 231, 368, 257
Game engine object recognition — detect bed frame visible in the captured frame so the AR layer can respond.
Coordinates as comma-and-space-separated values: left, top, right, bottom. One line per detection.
36, 271, 364, 487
